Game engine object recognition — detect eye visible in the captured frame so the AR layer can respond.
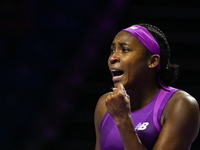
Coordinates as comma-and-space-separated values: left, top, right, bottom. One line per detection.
122, 48, 129, 52
110, 49, 115, 53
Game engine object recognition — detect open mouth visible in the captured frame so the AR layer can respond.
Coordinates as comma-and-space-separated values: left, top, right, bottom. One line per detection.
110, 69, 124, 77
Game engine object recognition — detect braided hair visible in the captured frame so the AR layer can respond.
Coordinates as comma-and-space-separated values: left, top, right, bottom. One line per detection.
138, 23, 179, 86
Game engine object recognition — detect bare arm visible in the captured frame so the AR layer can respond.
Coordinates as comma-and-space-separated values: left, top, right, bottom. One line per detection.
94, 93, 110, 150
153, 90, 200, 150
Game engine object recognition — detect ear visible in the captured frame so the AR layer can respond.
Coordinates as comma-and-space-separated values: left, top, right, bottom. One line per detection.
148, 54, 160, 68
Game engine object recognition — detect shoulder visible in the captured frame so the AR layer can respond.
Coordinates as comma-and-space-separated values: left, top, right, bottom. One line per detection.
167, 90, 199, 115
164, 90, 200, 120
154, 90, 200, 149
94, 92, 111, 130
163, 90, 200, 138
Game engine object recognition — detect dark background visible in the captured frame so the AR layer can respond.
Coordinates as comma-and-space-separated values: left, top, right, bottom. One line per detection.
0, 0, 200, 149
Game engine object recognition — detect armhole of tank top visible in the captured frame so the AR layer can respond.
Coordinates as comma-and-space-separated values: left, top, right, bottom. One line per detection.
100, 111, 109, 132
153, 88, 179, 132
153, 89, 168, 132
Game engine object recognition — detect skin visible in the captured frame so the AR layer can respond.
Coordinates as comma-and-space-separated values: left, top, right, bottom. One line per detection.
94, 31, 200, 150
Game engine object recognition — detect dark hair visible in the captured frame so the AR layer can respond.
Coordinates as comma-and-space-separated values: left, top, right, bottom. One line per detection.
138, 23, 179, 86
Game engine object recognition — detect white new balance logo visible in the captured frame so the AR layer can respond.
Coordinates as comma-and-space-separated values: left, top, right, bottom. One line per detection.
135, 122, 149, 131
130, 26, 138, 30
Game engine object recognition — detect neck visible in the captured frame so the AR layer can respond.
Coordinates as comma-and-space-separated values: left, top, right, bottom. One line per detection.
126, 83, 160, 111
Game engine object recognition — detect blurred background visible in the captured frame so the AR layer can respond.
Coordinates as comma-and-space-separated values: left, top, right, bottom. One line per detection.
0, 0, 200, 149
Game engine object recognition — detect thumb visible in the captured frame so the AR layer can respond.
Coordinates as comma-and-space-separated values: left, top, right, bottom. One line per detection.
117, 83, 126, 94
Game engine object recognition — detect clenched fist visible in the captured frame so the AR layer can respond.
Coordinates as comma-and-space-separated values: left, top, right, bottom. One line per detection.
105, 83, 131, 123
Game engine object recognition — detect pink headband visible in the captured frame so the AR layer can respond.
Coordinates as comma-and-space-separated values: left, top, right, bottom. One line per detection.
122, 25, 160, 71
122, 25, 170, 90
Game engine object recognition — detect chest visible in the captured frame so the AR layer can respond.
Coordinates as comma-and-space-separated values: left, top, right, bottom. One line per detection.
100, 110, 159, 150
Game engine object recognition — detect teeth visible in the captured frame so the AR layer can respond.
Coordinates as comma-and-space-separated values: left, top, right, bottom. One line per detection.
110, 69, 124, 77
110, 68, 121, 72
110, 69, 118, 72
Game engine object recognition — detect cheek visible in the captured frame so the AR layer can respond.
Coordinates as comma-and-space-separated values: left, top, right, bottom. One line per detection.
126, 57, 149, 75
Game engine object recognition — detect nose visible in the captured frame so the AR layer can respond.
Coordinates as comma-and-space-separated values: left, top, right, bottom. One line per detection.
109, 52, 120, 64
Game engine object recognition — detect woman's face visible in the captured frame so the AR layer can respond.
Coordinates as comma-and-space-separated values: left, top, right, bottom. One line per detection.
108, 31, 152, 89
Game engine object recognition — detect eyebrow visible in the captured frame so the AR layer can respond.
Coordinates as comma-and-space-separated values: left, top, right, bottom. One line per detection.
111, 42, 132, 47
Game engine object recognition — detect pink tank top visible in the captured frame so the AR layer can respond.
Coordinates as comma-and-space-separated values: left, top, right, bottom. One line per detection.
100, 87, 179, 150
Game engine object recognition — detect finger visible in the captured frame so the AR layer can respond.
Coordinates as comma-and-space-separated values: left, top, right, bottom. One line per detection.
105, 94, 110, 105
111, 87, 117, 91
106, 93, 111, 100
117, 83, 126, 94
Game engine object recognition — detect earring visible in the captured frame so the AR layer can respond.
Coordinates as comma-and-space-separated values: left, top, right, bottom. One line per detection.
150, 65, 153, 68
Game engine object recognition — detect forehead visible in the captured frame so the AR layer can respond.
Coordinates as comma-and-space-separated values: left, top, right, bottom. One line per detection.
112, 31, 141, 45
111, 31, 151, 56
